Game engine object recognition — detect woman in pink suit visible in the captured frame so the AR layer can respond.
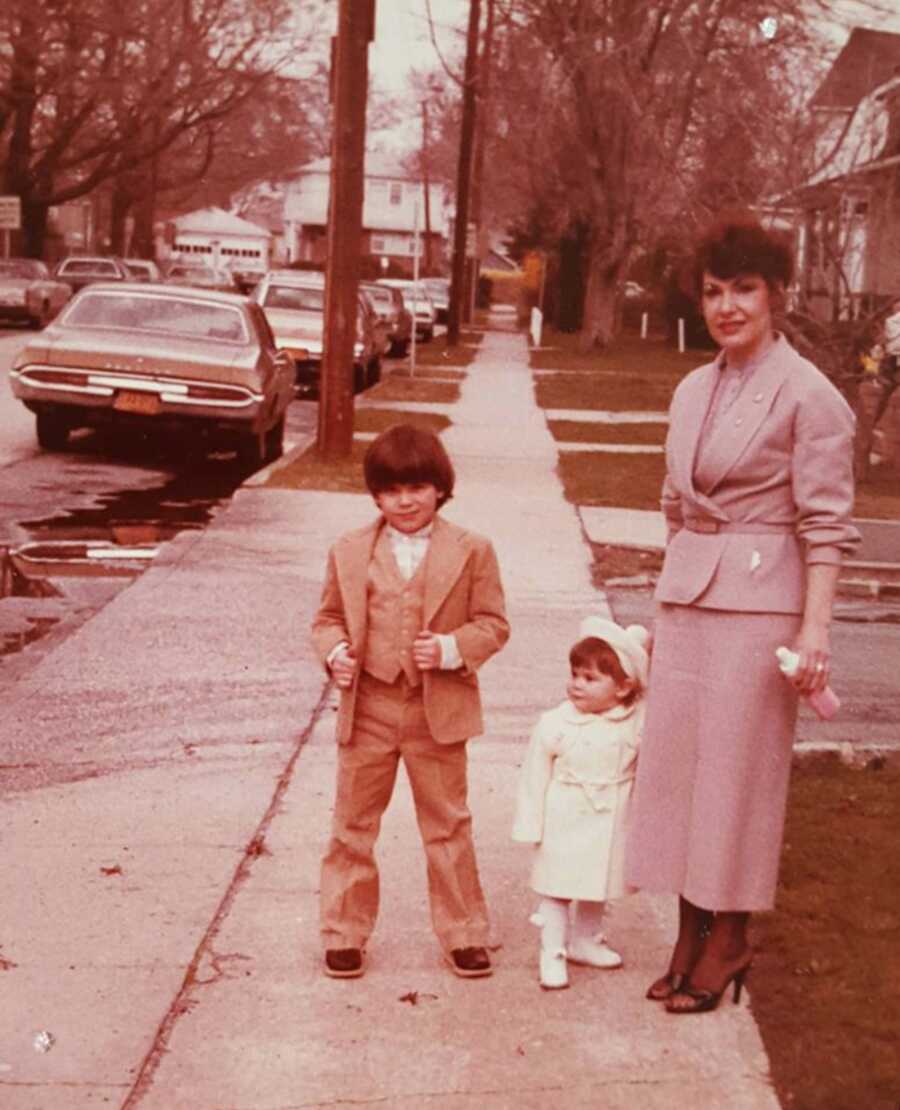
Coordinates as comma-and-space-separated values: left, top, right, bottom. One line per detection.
626, 217, 860, 1014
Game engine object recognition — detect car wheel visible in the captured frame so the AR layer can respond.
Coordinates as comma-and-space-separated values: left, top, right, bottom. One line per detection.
353, 364, 366, 394
236, 428, 267, 470
35, 409, 71, 450
367, 357, 381, 387
390, 338, 410, 358
29, 301, 51, 329
264, 416, 285, 462
423, 328, 434, 343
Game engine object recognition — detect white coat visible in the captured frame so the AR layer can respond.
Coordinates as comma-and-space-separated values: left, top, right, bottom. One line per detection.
512, 699, 643, 901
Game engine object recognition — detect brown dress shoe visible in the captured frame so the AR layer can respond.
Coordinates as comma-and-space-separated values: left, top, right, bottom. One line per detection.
447, 946, 492, 978
324, 948, 364, 978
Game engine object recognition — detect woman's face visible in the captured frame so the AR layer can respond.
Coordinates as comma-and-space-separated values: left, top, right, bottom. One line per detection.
701, 271, 775, 364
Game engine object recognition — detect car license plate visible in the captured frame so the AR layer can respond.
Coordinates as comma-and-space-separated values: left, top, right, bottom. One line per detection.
113, 390, 160, 415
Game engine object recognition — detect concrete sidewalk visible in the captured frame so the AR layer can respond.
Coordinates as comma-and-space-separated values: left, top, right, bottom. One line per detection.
2, 325, 778, 1107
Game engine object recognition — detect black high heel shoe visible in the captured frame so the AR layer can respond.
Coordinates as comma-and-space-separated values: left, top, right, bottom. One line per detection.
664, 957, 753, 1014
646, 920, 712, 1001
645, 969, 687, 1001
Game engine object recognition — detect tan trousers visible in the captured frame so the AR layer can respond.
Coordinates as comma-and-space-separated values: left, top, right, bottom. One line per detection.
320, 672, 490, 952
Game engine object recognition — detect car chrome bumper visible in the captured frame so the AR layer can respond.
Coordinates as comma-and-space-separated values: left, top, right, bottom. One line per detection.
10, 364, 264, 415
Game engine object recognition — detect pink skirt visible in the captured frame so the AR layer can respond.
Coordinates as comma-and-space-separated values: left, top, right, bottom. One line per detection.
625, 604, 800, 911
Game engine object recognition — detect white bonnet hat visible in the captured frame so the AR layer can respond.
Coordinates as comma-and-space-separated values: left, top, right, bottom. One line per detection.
578, 616, 650, 689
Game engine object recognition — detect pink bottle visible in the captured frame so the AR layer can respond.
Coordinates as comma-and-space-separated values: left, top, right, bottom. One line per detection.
775, 647, 841, 720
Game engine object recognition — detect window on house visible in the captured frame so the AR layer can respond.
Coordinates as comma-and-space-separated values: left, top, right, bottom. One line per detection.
371, 236, 387, 253
389, 183, 402, 205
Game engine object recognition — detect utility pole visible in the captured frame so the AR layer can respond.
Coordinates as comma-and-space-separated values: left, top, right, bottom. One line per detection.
421, 99, 433, 275
470, 0, 495, 316
446, 0, 481, 347
318, 0, 375, 458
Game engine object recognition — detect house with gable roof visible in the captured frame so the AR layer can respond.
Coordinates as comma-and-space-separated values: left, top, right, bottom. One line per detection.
785, 28, 900, 320
282, 153, 450, 275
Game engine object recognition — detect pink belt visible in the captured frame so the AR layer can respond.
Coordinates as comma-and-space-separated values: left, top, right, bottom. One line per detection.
684, 518, 794, 535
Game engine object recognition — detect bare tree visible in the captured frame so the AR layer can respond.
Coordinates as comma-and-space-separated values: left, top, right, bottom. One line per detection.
0, 0, 323, 255
484, 0, 881, 350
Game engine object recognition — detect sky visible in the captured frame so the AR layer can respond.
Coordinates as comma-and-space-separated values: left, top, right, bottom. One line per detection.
369, 0, 469, 96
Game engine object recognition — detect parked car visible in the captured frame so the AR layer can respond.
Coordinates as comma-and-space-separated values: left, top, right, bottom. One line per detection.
360, 281, 411, 357
164, 262, 241, 293
358, 284, 392, 360
0, 258, 72, 328
421, 277, 450, 324
376, 279, 435, 341
124, 258, 162, 282
252, 271, 378, 396
227, 262, 267, 294
9, 283, 295, 466
53, 255, 130, 293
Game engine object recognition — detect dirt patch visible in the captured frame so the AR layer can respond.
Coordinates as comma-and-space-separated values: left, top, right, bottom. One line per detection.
750, 754, 900, 1110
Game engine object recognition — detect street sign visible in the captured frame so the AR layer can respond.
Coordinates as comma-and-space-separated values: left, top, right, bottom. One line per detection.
0, 196, 21, 230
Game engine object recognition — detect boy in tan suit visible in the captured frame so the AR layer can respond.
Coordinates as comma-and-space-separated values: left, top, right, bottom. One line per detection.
312, 424, 509, 979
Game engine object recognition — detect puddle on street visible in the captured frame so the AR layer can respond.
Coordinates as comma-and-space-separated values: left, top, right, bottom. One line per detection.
17, 461, 247, 545
2, 457, 250, 660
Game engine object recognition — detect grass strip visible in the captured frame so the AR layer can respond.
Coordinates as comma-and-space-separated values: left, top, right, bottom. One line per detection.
367, 376, 460, 405
536, 372, 682, 412
532, 328, 712, 376
354, 408, 451, 436
548, 420, 668, 446
557, 450, 667, 510
750, 754, 900, 1110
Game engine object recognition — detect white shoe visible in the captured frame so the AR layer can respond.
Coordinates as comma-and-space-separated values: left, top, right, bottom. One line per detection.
567, 935, 623, 969
539, 947, 570, 990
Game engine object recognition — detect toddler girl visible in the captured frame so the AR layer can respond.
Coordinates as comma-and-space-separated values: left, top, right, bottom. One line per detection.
512, 616, 648, 989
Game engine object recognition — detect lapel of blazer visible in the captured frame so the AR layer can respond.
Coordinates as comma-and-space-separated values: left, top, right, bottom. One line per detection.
668, 358, 722, 516
695, 335, 792, 494
423, 516, 471, 625
334, 518, 381, 647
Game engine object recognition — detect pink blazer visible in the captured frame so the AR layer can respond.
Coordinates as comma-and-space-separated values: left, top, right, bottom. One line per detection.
655, 335, 860, 614
311, 514, 510, 744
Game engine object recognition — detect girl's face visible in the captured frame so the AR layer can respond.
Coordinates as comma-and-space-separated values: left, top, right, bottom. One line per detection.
701, 271, 776, 365
374, 481, 439, 533
567, 661, 632, 714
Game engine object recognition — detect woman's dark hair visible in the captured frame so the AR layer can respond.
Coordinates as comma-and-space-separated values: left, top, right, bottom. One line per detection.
569, 636, 639, 705
692, 215, 794, 298
363, 423, 455, 506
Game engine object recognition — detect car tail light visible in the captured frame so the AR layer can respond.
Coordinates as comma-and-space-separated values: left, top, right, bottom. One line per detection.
23, 368, 91, 386
184, 382, 253, 402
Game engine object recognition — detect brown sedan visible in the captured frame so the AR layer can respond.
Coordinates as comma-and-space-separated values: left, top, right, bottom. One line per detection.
9, 283, 295, 466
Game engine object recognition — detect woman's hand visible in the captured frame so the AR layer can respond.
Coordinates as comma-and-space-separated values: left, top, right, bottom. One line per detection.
790, 624, 831, 695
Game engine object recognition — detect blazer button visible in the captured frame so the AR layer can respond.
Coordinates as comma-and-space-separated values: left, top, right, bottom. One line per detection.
753, 392, 764, 402
735, 417, 743, 426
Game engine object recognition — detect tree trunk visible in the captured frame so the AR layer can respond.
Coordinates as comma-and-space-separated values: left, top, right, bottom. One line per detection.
22, 200, 49, 258
109, 183, 133, 256
578, 239, 628, 351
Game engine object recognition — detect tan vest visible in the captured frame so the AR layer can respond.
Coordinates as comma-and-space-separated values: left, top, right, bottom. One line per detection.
362, 529, 427, 686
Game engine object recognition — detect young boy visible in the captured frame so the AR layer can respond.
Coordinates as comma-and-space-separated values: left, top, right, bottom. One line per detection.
312, 424, 510, 979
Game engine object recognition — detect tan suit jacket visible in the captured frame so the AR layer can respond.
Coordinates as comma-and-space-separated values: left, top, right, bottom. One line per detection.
312, 514, 510, 744
655, 335, 860, 613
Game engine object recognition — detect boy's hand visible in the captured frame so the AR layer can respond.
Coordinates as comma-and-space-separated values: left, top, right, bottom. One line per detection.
331, 646, 358, 689
412, 631, 441, 671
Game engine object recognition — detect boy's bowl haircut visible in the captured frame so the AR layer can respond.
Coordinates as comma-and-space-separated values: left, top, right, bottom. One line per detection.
364, 423, 455, 506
